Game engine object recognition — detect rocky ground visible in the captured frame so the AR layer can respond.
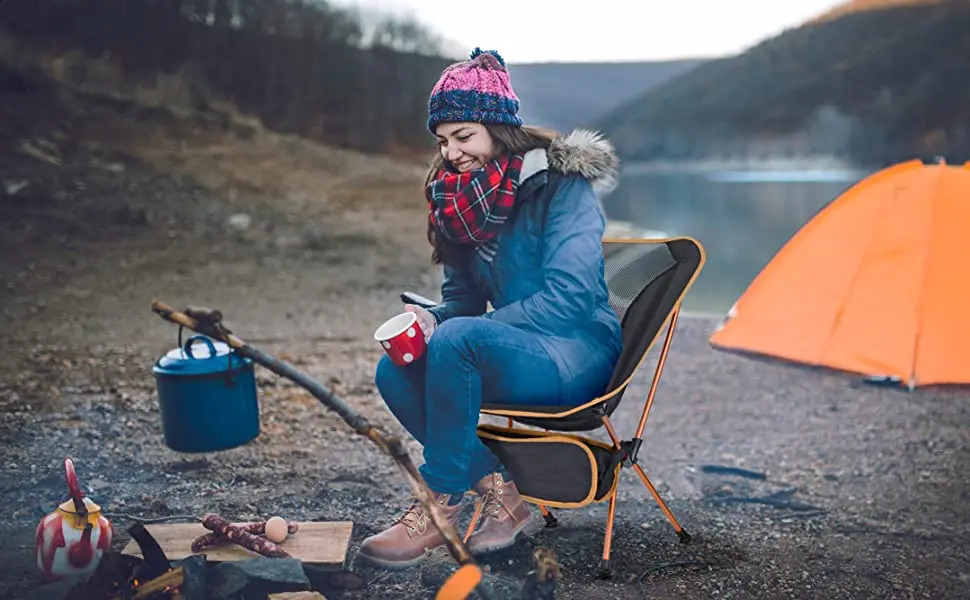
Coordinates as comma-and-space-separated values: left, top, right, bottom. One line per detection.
1, 76, 968, 600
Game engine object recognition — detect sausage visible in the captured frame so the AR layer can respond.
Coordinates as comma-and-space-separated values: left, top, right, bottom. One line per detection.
190, 520, 299, 552
199, 514, 291, 558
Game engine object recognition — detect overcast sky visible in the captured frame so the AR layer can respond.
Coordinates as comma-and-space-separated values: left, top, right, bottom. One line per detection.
332, 0, 846, 62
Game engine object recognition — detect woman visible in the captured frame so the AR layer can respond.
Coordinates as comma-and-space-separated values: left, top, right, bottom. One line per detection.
358, 48, 623, 568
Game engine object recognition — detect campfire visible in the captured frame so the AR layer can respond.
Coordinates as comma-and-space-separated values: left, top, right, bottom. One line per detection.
57, 519, 560, 600
65, 523, 193, 600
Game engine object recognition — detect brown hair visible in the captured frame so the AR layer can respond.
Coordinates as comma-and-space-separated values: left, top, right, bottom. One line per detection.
425, 123, 559, 265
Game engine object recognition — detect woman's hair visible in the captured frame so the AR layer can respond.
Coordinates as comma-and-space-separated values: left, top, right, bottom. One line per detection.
425, 123, 559, 265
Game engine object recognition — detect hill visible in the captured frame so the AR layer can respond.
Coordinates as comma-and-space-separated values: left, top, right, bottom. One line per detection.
810, 0, 951, 23
596, 0, 970, 166
0, 0, 449, 155
507, 59, 705, 132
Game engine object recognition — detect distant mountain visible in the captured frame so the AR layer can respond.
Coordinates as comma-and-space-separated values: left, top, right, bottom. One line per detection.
809, 0, 951, 23
507, 60, 705, 133
596, 0, 970, 166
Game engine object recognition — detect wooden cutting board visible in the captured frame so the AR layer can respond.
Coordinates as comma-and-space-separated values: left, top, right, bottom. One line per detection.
121, 521, 353, 568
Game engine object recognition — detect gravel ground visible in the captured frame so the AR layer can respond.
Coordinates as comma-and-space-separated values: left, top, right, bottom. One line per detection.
1, 79, 968, 600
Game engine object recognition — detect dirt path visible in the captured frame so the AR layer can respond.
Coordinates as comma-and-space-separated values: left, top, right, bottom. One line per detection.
1, 84, 968, 600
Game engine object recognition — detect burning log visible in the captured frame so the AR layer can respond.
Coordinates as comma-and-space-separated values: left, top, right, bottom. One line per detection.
191, 520, 299, 552
119, 566, 185, 600
129, 523, 172, 582
201, 514, 291, 558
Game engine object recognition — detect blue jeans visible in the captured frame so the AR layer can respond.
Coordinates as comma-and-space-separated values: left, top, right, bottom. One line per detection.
375, 316, 608, 495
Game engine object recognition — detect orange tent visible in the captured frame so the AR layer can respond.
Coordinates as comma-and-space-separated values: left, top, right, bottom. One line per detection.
709, 159, 970, 388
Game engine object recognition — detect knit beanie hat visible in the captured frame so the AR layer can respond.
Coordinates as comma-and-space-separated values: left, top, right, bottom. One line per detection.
427, 48, 523, 133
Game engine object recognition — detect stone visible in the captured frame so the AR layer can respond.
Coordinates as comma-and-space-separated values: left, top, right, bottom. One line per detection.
208, 557, 310, 600
171, 554, 207, 600
228, 213, 252, 231
303, 564, 365, 592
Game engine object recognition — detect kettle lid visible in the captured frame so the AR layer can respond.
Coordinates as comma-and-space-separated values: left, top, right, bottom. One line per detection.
153, 335, 251, 376
58, 496, 101, 515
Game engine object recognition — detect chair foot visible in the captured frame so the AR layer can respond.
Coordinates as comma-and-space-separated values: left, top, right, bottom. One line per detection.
597, 559, 612, 580
543, 512, 559, 528
678, 529, 692, 544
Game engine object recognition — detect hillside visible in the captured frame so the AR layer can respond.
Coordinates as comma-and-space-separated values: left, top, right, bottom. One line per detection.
507, 59, 705, 132
810, 0, 951, 23
596, 0, 970, 166
0, 0, 449, 155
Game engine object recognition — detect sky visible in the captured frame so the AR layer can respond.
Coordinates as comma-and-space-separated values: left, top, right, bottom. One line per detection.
332, 0, 847, 63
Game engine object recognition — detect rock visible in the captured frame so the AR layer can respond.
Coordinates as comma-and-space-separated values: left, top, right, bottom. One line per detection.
228, 213, 252, 231
172, 555, 208, 600
268, 593, 329, 599
303, 564, 365, 593
208, 557, 310, 600
4, 179, 29, 195
89, 158, 126, 173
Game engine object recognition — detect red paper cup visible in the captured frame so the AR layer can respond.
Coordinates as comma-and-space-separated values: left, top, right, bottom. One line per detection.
374, 312, 426, 367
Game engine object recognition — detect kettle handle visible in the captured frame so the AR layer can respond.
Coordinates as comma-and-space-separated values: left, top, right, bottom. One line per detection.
64, 457, 86, 515
183, 335, 218, 359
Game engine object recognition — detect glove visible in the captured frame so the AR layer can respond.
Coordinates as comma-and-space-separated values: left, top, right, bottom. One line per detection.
405, 304, 437, 342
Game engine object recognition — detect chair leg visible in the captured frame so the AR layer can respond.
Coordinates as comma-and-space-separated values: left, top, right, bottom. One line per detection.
598, 492, 618, 579
463, 499, 483, 543
537, 504, 558, 528
633, 464, 691, 544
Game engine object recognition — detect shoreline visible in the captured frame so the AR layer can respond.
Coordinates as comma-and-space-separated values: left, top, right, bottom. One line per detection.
620, 156, 867, 176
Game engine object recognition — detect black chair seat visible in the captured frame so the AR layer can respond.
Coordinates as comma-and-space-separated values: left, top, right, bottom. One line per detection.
481, 401, 607, 431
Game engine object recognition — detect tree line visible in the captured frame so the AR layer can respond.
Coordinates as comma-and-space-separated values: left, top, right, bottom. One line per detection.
0, 0, 453, 152
596, 2, 970, 167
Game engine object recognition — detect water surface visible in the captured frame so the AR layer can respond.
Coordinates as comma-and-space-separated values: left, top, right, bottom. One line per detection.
603, 165, 868, 315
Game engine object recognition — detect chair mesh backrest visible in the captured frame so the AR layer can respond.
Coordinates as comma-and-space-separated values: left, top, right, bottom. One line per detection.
601, 239, 704, 416
485, 237, 704, 433
604, 242, 678, 323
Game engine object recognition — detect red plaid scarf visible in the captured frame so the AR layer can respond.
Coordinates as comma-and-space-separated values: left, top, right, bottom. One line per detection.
426, 153, 525, 261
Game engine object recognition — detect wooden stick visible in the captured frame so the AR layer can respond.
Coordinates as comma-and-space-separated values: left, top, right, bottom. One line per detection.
111, 567, 184, 600
183, 305, 223, 324
149, 301, 480, 572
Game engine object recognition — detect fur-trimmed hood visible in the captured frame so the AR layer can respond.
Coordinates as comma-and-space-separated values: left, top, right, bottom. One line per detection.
520, 129, 620, 197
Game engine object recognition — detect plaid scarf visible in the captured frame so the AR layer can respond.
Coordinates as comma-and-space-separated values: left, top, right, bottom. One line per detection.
426, 153, 525, 262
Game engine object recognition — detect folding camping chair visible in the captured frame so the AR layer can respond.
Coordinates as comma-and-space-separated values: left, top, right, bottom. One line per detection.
463, 237, 706, 579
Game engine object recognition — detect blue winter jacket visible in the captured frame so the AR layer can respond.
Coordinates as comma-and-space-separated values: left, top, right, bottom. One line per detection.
428, 129, 623, 399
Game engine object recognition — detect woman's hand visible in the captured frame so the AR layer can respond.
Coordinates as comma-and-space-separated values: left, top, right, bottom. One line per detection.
405, 304, 437, 342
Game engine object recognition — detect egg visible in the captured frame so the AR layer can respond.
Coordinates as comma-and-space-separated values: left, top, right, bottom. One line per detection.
264, 516, 288, 544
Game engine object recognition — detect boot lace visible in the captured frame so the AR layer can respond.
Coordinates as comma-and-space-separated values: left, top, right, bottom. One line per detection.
394, 498, 430, 538
480, 478, 510, 521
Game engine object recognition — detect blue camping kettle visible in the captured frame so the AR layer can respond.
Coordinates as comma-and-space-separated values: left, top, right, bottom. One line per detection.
152, 335, 260, 452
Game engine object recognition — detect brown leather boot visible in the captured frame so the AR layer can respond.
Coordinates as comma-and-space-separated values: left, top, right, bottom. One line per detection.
466, 472, 537, 555
357, 493, 463, 569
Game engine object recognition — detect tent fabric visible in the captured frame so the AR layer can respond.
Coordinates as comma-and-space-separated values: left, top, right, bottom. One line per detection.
709, 160, 970, 388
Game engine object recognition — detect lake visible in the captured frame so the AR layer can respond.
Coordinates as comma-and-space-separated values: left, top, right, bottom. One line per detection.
602, 164, 869, 316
